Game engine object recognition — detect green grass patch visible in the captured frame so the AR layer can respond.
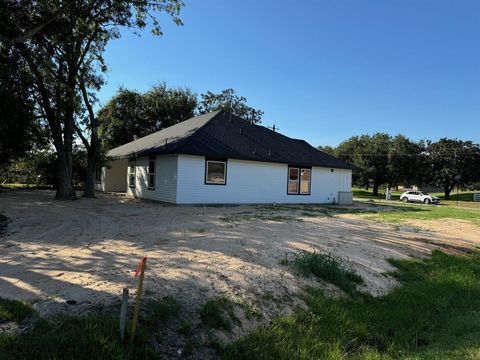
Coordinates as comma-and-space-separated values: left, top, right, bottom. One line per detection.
143, 296, 181, 327
0, 298, 33, 323
200, 296, 239, 331
282, 251, 363, 294
225, 250, 480, 359
364, 204, 480, 225
0, 313, 158, 359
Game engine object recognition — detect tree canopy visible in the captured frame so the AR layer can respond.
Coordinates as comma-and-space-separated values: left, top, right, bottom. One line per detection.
198, 88, 263, 123
98, 84, 197, 149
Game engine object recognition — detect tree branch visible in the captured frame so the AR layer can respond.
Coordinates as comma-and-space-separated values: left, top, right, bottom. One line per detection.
12, 0, 76, 43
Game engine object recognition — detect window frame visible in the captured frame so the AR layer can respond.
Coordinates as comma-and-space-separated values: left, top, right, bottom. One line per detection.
204, 158, 227, 186
287, 166, 311, 195
147, 156, 155, 190
128, 158, 136, 188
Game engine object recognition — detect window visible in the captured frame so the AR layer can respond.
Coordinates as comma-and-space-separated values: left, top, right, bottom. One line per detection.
288, 166, 311, 195
148, 157, 155, 189
205, 159, 227, 185
300, 168, 311, 194
288, 167, 299, 194
129, 158, 136, 188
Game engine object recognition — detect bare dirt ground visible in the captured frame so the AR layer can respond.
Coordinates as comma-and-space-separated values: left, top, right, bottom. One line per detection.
1, 190, 479, 356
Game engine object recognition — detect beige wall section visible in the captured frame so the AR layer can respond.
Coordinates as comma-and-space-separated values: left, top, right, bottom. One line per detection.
126, 155, 178, 203
96, 158, 128, 192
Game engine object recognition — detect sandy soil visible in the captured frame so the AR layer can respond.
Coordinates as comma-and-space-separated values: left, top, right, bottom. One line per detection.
1, 190, 479, 354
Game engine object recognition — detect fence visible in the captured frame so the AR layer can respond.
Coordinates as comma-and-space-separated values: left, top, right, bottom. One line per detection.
474, 193, 480, 202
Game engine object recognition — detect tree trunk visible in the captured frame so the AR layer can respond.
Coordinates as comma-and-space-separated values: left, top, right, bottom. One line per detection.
372, 182, 380, 196
83, 153, 96, 198
55, 150, 76, 200
444, 186, 451, 200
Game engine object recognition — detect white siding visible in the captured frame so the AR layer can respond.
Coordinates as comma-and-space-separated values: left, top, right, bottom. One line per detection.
126, 155, 178, 203
176, 155, 352, 204
97, 159, 128, 192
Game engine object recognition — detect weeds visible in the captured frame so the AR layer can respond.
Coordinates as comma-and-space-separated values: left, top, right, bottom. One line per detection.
282, 250, 363, 293
144, 296, 181, 326
200, 296, 238, 331
0, 298, 33, 323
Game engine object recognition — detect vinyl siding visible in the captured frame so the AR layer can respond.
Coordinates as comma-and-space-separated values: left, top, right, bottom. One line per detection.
97, 158, 128, 192
126, 155, 178, 203
176, 155, 352, 204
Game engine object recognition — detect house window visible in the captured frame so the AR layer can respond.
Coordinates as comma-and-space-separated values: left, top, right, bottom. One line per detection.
148, 157, 155, 190
205, 159, 227, 185
288, 166, 311, 195
129, 158, 136, 188
300, 168, 311, 194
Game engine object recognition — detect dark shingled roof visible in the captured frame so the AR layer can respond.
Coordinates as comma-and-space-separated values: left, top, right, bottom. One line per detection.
107, 110, 356, 170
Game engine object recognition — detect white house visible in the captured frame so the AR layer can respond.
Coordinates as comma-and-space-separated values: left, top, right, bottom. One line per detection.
97, 110, 355, 204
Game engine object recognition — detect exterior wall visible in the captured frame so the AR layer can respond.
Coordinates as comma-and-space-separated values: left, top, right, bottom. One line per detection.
126, 155, 178, 203
175, 155, 352, 204
97, 159, 128, 192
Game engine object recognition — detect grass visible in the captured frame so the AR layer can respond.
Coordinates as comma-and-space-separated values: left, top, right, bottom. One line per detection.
282, 251, 363, 294
0, 298, 34, 323
0, 314, 158, 359
200, 296, 239, 331
364, 204, 480, 225
224, 250, 480, 359
0, 296, 182, 359
143, 296, 181, 327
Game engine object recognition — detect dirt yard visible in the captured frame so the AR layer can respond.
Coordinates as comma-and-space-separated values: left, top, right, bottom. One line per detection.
1, 190, 479, 347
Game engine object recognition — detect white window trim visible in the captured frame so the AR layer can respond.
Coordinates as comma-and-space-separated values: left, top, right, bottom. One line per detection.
147, 158, 155, 190
129, 159, 136, 188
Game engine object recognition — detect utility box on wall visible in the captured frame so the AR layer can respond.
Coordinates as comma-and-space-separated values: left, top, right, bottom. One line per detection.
338, 191, 353, 205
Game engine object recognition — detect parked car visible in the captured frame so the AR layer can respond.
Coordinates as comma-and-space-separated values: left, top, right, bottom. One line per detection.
400, 191, 440, 204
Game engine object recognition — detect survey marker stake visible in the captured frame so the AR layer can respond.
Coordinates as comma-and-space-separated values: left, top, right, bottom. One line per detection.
119, 287, 129, 342
131, 256, 147, 342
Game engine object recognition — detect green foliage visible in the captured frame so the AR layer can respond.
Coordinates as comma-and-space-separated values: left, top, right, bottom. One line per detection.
98, 83, 198, 149
198, 88, 263, 123
423, 139, 480, 199
225, 251, 480, 359
200, 296, 238, 331
0, 298, 33, 323
284, 251, 363, 294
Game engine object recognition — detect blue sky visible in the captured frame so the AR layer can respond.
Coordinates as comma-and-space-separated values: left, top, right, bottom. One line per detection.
101, 0, 480, 147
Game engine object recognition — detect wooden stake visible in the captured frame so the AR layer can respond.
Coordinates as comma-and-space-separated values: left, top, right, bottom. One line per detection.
131, 257, 147, 342
119, 287, 129, 342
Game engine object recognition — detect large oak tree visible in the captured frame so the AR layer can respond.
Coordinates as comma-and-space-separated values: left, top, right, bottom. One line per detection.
1, 0, 184, 199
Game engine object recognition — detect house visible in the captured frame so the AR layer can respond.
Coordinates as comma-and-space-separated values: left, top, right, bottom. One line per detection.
97, 110, 355, 204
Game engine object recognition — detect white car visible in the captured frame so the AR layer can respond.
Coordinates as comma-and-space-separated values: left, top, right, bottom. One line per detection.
400, 191, 440, 204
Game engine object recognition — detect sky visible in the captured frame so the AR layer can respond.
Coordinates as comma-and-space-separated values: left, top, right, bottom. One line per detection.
101, 0, 480, 147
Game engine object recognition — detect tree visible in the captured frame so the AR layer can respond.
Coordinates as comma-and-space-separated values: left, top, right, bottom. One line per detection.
424, 139, 480, 199
198, 88, 263, 123
98, 84, 197, 149
387, 135, 423, 189
0, 41, 44, 165
337, 134, 391, 196
317, 145, 336, 156
2, 0, 184, 199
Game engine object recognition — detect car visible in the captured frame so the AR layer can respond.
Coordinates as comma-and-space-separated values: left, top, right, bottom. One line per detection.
400, 191, 440, 204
